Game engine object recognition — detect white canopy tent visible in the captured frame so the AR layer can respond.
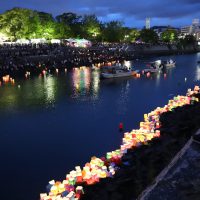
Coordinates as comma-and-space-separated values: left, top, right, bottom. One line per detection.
65, 38, 92, 47
30, 38, 47, 44
16, 39, 30, 44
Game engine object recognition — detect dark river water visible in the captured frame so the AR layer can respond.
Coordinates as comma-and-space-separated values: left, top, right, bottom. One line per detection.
1, 53, 200, 200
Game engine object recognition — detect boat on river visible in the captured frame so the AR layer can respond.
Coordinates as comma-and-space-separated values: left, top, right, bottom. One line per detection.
101, 65, 137, 79
143, 59, 175, 73
164, 59, 176, 68
143, 60, 163, 73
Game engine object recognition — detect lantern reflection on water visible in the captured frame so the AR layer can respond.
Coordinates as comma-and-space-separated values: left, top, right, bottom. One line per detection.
44, 76, 56, 106
72, 67, 97, 98
40, 86, 200, 200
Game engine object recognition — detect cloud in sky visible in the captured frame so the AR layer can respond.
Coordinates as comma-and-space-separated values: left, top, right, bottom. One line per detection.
0, 0, 200, 27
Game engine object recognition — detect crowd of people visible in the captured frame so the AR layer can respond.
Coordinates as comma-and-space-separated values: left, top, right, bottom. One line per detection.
0, 41, 176, 77
0, 42, 135, 77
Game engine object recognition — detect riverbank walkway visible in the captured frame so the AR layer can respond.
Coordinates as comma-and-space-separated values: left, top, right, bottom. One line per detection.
138, 129, 200, 200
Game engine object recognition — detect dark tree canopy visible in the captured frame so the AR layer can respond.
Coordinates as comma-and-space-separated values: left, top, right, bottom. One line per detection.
102, 21, 124, 42
56, 12, 82, 25
140, 29, 159, 44
81, 14, 101, 40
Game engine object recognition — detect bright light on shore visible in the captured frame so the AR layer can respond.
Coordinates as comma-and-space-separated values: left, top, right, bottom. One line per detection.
124, 61, 131, 68
0, 32, 9, 43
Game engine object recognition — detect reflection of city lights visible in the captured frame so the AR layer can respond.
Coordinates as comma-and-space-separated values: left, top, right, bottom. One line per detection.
92, 71, 100, 97
0, 84, 18, 110
72, 68, 80, 92
71, 67, 100, 99
72, 67, 91, 96
76, 84, 79, 90
155, 73, 161, 87
117, 80, 130, 114
45, 76, 56, 105
84, 68, 90, 90
0, 75, 58, 110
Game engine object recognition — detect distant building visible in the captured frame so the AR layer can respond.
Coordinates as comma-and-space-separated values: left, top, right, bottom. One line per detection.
195, 32, 200, 41
192, 19, 199, 26
180, 19, 200, 38
181, 26, 192, 35
145, 18, 150, 29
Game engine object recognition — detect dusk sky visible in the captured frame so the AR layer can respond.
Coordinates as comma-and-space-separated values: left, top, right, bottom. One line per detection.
0, 0, 200, 28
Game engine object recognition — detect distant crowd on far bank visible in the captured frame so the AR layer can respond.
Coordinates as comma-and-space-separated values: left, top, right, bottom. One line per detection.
0, 41, 200, 78
0, 42, 135, 77
0, 42, 138, 77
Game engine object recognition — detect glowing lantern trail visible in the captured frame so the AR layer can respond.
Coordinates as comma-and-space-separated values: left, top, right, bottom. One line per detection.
40, 86, 200, 200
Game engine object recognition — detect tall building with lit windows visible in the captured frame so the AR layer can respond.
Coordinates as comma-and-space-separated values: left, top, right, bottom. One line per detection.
145, 18, 150, 29
192, 19, 200, 26
181, 19, 200, 37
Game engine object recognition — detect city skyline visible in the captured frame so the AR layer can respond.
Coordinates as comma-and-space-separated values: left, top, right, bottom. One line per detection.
0, 0, 200, 28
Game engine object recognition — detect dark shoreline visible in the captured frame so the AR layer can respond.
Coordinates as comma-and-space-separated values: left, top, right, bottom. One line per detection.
139, 129, 200, 200
134, 49, 199, 57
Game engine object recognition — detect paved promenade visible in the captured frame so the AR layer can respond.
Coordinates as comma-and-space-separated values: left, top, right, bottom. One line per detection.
138, 129, 200, 200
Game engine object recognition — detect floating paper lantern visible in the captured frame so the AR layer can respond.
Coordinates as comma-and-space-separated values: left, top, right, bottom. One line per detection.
66, 191, 75, 200
75, 186, 84, 199
68, 177, 76, 186
50, 185, 59, 196
156, 122, 160, 129
58, 184, 65, 193
61, 190, 69, 197
40, 193, 47, 200
106, 152, 112, 160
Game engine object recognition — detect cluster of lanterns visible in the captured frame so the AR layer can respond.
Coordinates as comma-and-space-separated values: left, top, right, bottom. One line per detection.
0, 75, 15, 85
40, 85, 200, 200
187, 85, 200, 97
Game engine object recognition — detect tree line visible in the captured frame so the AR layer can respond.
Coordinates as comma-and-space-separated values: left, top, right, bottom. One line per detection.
0, 7, 197, 45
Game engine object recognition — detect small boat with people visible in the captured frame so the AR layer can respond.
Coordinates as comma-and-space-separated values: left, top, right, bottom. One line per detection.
143, 60, 163, 73
143, 59, 176, 73
101, 64, 137, 79
163, 59, 176, 68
